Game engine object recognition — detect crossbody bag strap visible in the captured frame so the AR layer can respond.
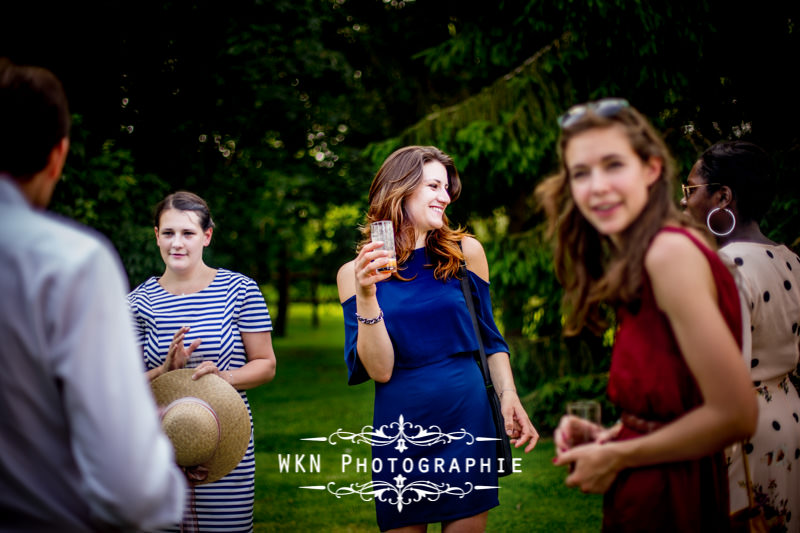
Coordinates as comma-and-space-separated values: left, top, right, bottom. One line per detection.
459, 260, 494, 391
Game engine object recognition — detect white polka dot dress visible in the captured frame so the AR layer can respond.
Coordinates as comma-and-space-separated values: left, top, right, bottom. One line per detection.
722, 243, 800, 532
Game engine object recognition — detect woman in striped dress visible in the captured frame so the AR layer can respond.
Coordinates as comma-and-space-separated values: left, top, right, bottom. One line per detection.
128, 191, 276, 532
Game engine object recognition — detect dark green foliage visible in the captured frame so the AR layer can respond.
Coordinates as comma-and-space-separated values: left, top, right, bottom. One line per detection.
2, 2, 797, 374
354, 1, 800, 402
507, 334, 611, 394
521, 373, 619, 435
49, 116, 171, 286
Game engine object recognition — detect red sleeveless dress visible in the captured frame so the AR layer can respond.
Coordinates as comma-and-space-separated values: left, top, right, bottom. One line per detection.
603, 227, 742, 532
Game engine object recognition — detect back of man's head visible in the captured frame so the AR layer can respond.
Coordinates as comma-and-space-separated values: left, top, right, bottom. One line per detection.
0, 58, 71, 181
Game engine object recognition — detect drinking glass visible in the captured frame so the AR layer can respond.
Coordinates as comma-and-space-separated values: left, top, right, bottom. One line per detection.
566, 400, 601, 446
564, 400, 601, 473
370, 220, 397, 272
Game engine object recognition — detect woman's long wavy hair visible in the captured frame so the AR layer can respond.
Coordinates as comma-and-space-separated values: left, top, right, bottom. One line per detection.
358, 145, 469, 281
535, 104, 691, 336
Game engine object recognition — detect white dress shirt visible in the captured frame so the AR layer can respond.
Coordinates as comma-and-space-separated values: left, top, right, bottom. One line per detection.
0, 177, 186, 531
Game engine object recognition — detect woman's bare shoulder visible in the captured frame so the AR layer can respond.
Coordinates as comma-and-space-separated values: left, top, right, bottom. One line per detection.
336, 260, 356, 302
646, 228, 714, 310
461, 236, 489, 282
646, 227, 709, 271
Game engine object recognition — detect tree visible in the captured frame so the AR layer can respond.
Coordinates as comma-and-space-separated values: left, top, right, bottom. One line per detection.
3, 1, 378, 333
3, 0, 797, 349
354, 1, 800, 392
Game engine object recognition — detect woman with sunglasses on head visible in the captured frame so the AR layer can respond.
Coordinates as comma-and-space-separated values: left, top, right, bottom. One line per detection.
539, 99, 757, 531
682, 141, 800, 532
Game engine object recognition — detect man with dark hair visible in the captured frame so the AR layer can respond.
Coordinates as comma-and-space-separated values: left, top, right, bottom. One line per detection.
0, 58, 186, 531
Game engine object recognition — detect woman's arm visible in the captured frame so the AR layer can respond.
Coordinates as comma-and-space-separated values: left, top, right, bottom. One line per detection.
230, 331, 276, 389
337, 241, 395, 383
463, 236, 539, 452
189, 331, 276, 390
487, 352, 540, 452
555, 230, 757, 492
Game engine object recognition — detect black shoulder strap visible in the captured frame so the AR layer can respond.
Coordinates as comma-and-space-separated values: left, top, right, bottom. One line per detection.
459, 260, 494, 391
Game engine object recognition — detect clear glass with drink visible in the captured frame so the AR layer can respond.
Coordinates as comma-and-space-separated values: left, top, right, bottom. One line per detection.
370, 220, 397, 272
564, 400, 601, 472
566, 400, 601, 446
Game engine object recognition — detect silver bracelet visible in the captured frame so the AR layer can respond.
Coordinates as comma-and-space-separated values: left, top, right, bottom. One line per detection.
355, 309, 384, 325
499, 388, 516, 400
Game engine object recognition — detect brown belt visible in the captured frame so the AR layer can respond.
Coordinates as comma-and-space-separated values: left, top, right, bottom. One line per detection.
621, 412, 667, 434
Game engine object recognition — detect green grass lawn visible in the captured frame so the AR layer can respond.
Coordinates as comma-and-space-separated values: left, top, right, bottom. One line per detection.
249, 303, 602, 532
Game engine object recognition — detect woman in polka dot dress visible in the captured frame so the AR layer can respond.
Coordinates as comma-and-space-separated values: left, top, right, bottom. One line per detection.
683, 140, 800, 531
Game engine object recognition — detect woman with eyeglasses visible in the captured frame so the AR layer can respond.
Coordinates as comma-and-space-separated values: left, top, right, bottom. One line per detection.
682, 141, 800, 531
538, 99, 757, 531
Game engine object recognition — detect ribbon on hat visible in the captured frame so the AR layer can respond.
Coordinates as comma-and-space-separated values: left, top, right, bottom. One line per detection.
159, 397, 222, 466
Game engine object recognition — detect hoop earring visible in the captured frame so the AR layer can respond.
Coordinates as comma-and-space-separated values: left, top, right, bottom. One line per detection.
706, 207, 736, 237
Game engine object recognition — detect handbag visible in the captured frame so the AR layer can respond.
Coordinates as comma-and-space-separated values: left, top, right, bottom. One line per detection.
729, 441, 769, 533
459, 262, 515, 477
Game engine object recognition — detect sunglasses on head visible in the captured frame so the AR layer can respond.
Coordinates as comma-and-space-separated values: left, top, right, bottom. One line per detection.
557, 98, 631, 129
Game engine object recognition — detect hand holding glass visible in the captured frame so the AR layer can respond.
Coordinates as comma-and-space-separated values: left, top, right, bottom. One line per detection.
566, 400, 602, 446
562, 400, 601, 473
370, 221, 397, 272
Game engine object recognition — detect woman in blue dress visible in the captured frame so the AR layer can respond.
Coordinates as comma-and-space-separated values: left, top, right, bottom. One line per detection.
128, 191, 277, 532
337, 146, 538, 532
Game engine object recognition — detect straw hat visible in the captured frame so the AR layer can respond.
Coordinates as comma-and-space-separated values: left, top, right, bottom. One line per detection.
151, 369, 251, 485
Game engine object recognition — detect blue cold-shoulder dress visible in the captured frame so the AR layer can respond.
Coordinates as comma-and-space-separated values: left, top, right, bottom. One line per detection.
342, 247, 509, 531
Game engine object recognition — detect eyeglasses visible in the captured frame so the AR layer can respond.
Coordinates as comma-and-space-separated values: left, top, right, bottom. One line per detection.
557, 98, 631, 129
681, 183, 720, 200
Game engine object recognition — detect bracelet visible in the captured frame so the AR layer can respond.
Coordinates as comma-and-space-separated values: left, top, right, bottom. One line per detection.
226, 371, 234, 384
499, 389, 516, 400
355, 309, 384, 325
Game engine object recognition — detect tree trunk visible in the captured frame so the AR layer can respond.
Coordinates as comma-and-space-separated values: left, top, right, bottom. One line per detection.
275, 244, 289, 337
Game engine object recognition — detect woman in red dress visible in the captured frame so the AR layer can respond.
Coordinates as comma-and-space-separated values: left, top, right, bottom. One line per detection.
538, 98, 758, 531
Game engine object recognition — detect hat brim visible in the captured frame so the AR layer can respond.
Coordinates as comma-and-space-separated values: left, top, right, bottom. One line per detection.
151, 369, 251, 485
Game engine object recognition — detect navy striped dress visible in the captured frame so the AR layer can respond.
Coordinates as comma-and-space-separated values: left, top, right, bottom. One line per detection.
128, 268, 271, 533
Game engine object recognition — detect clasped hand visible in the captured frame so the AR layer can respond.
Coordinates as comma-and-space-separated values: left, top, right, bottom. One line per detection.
552, 415, 622, 493
500, 393, 539, 453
